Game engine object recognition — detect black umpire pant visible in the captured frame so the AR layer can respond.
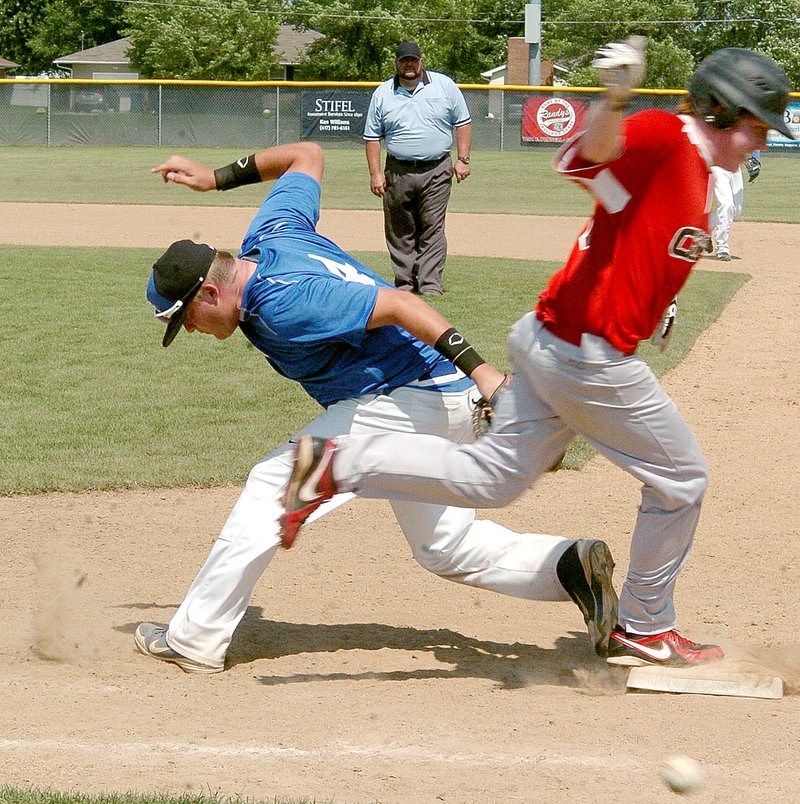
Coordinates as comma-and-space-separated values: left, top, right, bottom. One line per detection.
383, 153, 453, 295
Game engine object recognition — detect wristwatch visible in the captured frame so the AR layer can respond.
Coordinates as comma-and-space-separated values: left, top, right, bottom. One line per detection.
458, 156, 471, 165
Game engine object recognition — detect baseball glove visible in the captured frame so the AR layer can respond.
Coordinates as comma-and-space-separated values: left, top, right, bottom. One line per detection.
651, 297, 678, 351
471, 375, 510, 438
744, 155, 761, 183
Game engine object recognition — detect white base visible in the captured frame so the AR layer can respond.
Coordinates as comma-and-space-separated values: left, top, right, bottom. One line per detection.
626, 666, 784, 699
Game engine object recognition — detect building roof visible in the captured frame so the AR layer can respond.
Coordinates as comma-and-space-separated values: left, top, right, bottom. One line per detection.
53, 26, 322, 69
480, 64, 507, 80
54, 38, 132, 67
274, 25, 323, 64
1, 57, 21, 69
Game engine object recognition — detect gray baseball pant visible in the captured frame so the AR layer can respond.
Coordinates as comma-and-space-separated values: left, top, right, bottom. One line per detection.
383, 155, 453, 294
334, 313, 709, 636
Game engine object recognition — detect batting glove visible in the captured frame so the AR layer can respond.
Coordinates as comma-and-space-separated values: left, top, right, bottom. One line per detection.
592, 36, 647, 108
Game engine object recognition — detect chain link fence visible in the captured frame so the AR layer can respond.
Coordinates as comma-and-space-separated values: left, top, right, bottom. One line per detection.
2, 79, 798, 152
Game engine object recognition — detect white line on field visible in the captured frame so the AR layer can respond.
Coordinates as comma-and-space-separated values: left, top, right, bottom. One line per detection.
0, 738, 634, 769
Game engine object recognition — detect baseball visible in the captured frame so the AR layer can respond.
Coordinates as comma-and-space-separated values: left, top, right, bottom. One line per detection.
660, 754, 704, 794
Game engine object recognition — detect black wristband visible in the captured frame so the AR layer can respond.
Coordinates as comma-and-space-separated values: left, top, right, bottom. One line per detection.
214, 154, 260, 191
434, 327, 486, 376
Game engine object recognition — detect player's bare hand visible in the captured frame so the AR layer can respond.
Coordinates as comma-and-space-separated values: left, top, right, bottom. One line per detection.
370, 173, 386, 198
151, 156, 215, 192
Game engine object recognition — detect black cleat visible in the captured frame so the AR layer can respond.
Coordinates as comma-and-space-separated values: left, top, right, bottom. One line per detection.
556, 539, 619, 657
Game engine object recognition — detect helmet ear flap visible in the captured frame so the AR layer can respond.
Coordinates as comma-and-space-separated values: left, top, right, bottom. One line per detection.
709, 105, 739, 130
693, 93, 739, 130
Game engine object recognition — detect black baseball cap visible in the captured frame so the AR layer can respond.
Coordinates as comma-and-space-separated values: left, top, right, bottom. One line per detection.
395, 41, 422, 60
146, 239, 216, 347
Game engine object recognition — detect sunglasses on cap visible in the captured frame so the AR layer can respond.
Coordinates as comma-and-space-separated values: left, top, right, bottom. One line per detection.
152, 276, 205, 323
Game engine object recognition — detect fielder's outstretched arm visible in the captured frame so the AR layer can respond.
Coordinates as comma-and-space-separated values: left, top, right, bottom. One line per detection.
151, 142, 325, 190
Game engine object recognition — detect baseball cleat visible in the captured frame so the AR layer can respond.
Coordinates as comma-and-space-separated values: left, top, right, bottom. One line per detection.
134, 623, 223, 674
280, 435, 339, 549
717, 251, 732, 261
556, 539, 619, 657
607, 628, 725, 667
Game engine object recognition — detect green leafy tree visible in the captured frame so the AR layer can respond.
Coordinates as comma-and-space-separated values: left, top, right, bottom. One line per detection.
123, 0, 281, 80
692, 1, 800, 87
0, 0, 49, 73
27, 0, 125, 75
286, 0, 406, 81
759, 33, 800, 90
286, 0, 524, 82
424, 0, 524, 83
541, 0, 697, 88
541, 1, 800, 89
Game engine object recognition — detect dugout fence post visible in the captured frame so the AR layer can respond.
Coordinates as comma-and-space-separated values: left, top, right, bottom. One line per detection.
46, 83, 51, 146
500, 87, 505, 152
276, 85, 281, 145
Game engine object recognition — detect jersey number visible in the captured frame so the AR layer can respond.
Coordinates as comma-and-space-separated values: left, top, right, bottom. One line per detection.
309, 254, 376, 286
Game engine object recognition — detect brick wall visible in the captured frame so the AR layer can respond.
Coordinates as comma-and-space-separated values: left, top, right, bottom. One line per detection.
507, 37, 553, 86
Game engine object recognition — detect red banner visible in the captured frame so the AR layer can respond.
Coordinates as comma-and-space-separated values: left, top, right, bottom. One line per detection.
521, 96, 588, 143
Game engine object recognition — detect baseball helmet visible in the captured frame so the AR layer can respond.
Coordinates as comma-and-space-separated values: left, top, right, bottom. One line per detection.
689, 48, 795, 139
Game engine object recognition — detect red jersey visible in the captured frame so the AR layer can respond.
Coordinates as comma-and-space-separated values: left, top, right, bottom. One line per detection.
536, 110, 714, 355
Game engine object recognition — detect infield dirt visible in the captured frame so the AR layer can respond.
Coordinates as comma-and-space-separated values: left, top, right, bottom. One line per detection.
1, 206, 799, 802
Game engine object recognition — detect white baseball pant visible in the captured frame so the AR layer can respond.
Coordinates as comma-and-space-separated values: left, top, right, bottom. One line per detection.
334, 313, 708, 636
166, 379, 575, 668
711, 165, 744, 256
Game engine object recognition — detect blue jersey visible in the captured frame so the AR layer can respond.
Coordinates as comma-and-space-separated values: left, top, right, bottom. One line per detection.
237, 172, 468, 407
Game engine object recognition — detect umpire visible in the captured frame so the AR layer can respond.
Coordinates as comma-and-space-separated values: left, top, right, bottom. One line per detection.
364, 41, 473, 296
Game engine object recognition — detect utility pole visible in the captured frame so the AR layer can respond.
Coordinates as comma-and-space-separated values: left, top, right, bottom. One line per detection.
524, 2, 542, 86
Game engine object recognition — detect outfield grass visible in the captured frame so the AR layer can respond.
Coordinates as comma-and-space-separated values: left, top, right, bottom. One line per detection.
1, 244, 747, 494
2, 145, 800, 221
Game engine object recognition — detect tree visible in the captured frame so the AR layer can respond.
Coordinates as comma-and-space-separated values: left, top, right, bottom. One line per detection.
286, 0, 524, 83
27, 0, 125, 75
540, 1, 800, 89
691, 1, 800, 87
285, 0, 406, 81
0, 0, 50, 73
123, 0, 281, 80
541, 0, 697, 89
426, 0, 525, 83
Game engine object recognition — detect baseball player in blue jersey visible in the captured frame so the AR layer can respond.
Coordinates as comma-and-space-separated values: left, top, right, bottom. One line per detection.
135, 141, 617, 674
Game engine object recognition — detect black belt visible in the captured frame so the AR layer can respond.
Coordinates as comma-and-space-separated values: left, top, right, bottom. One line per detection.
387, 153, 449, 170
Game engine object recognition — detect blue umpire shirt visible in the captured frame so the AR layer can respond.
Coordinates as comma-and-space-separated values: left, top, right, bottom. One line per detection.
236, 172, 472, 408
363, 70, 471, 161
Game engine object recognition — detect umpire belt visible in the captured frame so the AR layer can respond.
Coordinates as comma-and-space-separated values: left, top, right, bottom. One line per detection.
387, 153, 449, 171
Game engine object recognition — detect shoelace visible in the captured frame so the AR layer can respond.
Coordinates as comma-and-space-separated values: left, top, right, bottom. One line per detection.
663, 631, 697, 647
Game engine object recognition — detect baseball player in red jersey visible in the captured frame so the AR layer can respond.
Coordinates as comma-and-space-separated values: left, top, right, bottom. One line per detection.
280, 42, 795, 667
